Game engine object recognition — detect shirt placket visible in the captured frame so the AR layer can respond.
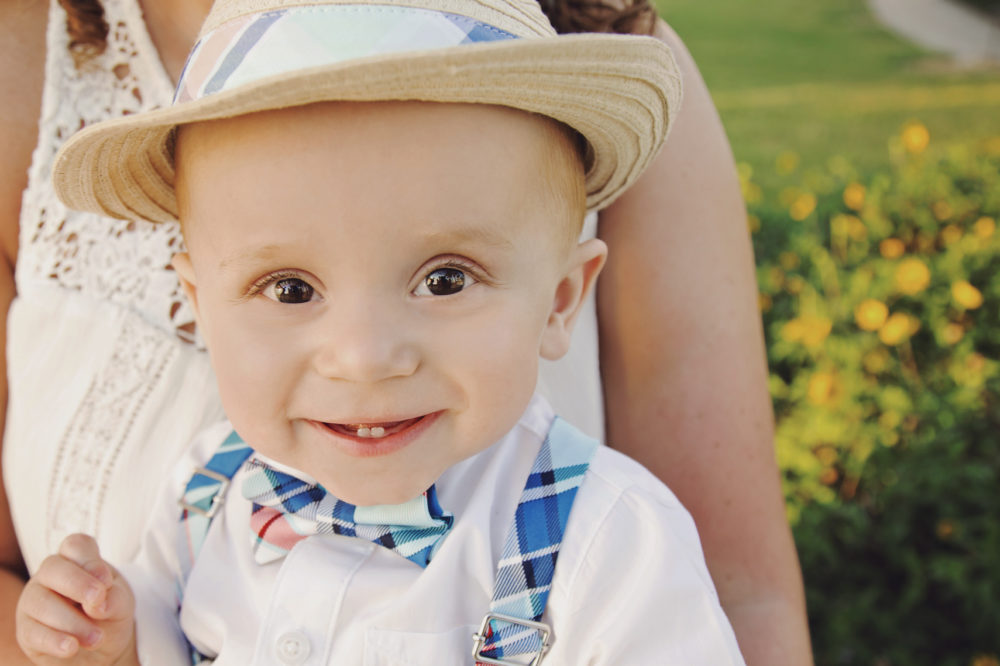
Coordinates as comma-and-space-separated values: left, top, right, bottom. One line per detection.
253, 538, 373, 666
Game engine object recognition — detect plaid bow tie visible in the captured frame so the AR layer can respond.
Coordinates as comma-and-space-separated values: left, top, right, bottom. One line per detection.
241, 458, 453, 566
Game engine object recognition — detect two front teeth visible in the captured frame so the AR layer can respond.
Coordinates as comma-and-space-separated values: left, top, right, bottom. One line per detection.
332, 416, 422, 439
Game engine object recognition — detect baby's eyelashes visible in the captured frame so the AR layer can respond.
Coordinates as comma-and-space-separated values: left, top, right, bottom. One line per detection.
414, 267, 476, 296
247, 270, 321, 304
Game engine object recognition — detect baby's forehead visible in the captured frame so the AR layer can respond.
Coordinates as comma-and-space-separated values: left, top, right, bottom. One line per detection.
175, 100, 585, 242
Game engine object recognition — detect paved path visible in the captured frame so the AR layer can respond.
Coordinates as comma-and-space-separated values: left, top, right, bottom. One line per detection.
869, 0, 1000, 63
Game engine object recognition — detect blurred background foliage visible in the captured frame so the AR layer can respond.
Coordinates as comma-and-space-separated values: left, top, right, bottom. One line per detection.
652, 0, 1000, 663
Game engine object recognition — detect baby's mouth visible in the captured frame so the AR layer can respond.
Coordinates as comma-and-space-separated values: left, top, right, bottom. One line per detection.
322, 416, 424, 440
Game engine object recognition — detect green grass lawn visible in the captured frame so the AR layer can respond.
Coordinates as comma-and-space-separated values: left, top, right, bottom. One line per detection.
654, 0, 1000, 187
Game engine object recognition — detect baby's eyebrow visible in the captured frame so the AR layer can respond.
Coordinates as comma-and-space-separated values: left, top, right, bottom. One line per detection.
421, 225, 514, 251
218, 244, 285, 270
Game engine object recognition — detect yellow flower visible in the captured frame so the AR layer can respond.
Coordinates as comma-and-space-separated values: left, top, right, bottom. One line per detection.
781, 316, 832, 348
757, 292, 772, 312
863, 349, 889, 373
802, 316, 832, 347
940, 224, 962, 246
776, 151, 800, 174
879, 312, 919, 345
747, 213, 761, 233
932, 200, 952, 221
742, 181, 763, 205
785, 276, 805, 295
879, 410, 902, 429
768, 266, 785, 289
819, 467, 839, 485
936, 520, 954, 539
807, 372, 837, 405
780, 319, 805, 343
779, 252, 800, 270
952, 280, 984, 309
789, 193, 817, 221
942, 323, 965, 345
879, 238, 905, 259
847, 215, 867, 241
894, 258, 931, 295
815, 446, 838, 466
973, 216, 995, 239
972, 655, 1000, 666
901, 120, 930, 154
842, 182, 865, 211
855, 299, 889, 331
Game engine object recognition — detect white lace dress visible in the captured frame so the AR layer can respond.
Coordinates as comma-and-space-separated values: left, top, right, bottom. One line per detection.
3, 0, 603, 573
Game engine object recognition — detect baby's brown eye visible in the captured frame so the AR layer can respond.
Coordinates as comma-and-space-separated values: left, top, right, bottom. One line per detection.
271, 278, 315, 303
423, 268, 466, 296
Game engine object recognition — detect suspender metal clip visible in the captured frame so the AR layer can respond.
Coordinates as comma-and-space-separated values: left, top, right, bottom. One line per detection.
472, 612, 552, 666
178, 466, 232, 518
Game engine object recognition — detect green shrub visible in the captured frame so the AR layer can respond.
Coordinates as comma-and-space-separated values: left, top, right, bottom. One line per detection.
746, 124, 1000, 665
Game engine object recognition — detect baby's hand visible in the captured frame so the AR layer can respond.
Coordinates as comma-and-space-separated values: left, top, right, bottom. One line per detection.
16, 533, 138, 665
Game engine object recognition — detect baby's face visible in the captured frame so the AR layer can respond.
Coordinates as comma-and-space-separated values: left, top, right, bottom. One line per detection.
173, 101, 598, 505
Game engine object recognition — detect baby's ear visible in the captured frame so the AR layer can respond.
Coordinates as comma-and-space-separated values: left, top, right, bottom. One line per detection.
539, 238, 607, 360
171, 252, 201, 321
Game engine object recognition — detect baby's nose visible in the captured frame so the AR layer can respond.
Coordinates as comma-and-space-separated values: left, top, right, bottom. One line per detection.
310, 305, 420, 383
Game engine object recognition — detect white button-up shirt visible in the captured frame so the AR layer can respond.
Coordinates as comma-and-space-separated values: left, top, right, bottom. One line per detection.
124, 395, 745, 665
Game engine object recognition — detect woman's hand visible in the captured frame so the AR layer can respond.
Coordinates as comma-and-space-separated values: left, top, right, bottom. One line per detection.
15, 535, 138, 666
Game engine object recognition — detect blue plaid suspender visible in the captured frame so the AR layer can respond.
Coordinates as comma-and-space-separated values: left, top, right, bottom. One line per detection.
177, 431, 255, 664
175, 416, 597, 666
472, 417, 598, 665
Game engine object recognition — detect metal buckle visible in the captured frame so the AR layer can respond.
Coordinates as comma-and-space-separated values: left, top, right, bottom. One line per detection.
471, 612, 552, 666
177, 467, 231, 518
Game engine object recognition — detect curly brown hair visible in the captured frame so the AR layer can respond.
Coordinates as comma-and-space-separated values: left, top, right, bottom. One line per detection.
60, 0, 108, 64
541, 0, 658, 36
60, 0, 657, 66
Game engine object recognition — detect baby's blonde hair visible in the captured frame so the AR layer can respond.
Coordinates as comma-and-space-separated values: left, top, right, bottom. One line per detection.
536, 117, 588, 246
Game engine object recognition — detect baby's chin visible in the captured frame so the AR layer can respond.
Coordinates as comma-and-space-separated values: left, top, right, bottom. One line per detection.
324, 477, 435, 507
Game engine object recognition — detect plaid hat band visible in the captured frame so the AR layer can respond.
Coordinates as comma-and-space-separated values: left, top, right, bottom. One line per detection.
175, 5, 518, 104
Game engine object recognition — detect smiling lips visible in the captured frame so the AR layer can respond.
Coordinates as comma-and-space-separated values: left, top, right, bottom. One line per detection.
323, 416, 425, 440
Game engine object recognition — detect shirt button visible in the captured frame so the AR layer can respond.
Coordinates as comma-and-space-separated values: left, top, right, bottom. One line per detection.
275, 630, 311, 664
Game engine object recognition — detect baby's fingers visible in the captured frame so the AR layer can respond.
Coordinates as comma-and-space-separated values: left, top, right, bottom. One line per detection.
17, 613, 81, 659
85, 572, 135, 624
17, 584, 104, 655
58, 533, 112, 587
32, 552, 109, 616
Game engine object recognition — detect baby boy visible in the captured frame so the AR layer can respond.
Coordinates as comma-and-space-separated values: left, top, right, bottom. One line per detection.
17, 0, 746, 664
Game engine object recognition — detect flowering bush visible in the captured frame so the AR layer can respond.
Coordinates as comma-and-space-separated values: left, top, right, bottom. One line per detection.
746, 124, 1000, 665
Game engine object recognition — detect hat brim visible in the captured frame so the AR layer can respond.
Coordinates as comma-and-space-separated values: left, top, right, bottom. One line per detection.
53, 34, 681, 223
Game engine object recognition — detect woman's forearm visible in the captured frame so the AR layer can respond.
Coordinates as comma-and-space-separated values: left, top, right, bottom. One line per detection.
597, 18, 812, 665
0, 568, 30, 665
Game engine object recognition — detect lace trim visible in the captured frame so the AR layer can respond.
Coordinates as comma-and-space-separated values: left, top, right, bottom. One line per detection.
18, 0, 196, 340
45, 315, 178, 551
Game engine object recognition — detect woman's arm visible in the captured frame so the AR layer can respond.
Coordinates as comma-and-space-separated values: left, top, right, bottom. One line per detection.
0, 1, 48, 663
597, 20, 813, 665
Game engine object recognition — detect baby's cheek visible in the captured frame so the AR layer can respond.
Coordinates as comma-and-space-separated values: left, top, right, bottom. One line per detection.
207, 325, 292, 429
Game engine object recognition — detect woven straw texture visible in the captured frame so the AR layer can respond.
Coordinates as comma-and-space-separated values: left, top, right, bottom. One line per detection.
53, 0, 681, 222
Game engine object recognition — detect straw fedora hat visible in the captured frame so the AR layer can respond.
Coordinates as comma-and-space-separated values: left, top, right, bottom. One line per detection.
52, 0, 682, 223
